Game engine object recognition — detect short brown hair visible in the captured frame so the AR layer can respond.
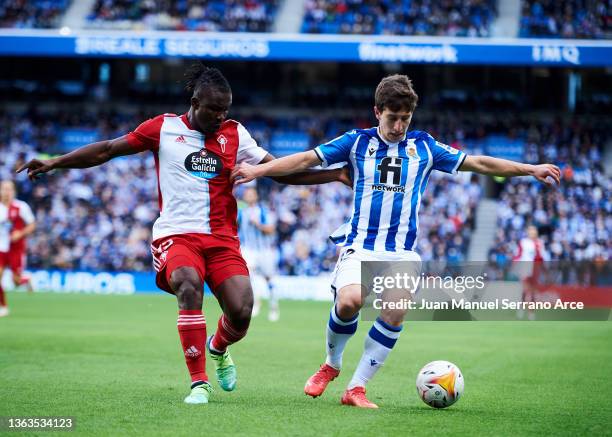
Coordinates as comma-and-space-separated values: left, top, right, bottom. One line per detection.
375, 74, 418, 113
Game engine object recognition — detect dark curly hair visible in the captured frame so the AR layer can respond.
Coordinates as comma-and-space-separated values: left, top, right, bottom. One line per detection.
184, 63, 231, 97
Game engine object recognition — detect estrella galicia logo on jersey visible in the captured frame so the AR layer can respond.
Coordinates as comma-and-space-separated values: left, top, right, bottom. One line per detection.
373, 157, 405, 193
184, 148, 223, 179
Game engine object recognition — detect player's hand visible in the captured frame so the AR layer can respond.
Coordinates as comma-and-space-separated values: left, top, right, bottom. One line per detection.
231, 162, 259, 186
10, 230, 23, 242
338, 165, 353, 187
16, 158, 56, 181
532, 164, 561, 185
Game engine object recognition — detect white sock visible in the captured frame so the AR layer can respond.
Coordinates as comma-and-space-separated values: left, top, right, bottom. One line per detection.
268, 280, 278, 312
325, 304, 358, 370
348, 318, 402, 389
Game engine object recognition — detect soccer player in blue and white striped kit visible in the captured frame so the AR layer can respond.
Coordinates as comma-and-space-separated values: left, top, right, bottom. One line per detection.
232, 75, 560, 408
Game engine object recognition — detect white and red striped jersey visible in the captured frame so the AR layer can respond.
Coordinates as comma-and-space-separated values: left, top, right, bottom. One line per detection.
126, 113, 268, 241
0, 200, 35, 253
514, 237, 548, 262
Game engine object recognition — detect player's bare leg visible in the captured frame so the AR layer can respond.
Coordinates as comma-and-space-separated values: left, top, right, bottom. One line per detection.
0, 266, 8, 317
12, 272, 33, 294
170, 267, 212, 404
518, 281, 536, 320
207, 275, 253, 391
305, 284, 362, 398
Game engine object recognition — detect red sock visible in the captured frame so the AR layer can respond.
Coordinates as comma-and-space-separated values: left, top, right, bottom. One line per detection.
210, 314, 248, 353
177, 310, 208, 385
0, 284, 6, 307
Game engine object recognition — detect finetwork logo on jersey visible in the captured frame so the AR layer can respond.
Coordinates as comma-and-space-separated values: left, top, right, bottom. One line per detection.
373, 157, 405, 193
184, 148, 223, 179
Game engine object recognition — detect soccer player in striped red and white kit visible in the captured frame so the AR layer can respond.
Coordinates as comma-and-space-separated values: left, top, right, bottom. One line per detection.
514, 225, 549, 320
18, 64, 351, 404
0, 180, 36, 317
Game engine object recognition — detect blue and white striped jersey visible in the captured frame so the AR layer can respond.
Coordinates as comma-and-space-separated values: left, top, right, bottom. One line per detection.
238, 203, 277, 252
314, 127, 467, 253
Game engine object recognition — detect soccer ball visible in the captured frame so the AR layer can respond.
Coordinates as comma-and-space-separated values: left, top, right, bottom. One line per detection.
416, 360, 464, 408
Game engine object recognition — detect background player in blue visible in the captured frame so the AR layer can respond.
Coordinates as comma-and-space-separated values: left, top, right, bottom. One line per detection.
238, 187, 280, 322
231, 74, 561, 408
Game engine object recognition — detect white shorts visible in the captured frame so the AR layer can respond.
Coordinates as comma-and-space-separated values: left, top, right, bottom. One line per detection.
242, 248, 278, 278
331, 246, 422, 292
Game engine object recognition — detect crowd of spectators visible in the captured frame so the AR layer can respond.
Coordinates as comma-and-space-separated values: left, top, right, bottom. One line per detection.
0, 109, 157, 272
489, 118, 611, 264
1, 109, 608, 277
0, 108, 482, 274
0, 0, 69, 28
3, 0, 610, 40
86, 0, 279, 32
520, 0, 610, 39
301, 0, 497, 36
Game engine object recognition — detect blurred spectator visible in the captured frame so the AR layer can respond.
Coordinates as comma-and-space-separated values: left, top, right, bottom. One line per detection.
2, 109, 607, 275
489, 119, 611, 264
0, 0, 69, 29
520, 0, 610, 39
302, 0, 497, 37
86, 0, 279, 32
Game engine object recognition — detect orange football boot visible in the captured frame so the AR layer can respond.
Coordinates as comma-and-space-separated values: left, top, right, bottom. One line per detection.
340, 387, 379, 409
304, 364, 340, 397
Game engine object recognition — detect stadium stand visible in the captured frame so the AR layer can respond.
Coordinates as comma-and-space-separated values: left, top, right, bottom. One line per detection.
0, 109, 486, 273
86, 0, 280, 31
10, 108, 610, 274
519, 0, 611, 39
3, 110, 609, 273
0, 0, 70, 28
301, 0, 498, 36
489, 118, 611, 263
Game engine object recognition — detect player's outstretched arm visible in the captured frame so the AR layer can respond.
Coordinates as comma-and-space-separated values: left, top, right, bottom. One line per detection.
459, 155, 561, 185
16, 135, 137, 181
257, 154, 351, 187
232, 150, 323, 186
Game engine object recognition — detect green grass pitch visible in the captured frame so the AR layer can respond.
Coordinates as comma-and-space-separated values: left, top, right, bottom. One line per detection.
1, 292, 611, 436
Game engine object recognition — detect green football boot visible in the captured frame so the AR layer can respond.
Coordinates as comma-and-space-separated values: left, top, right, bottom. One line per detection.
207, 335, 237, 391
184, 382, 213, 404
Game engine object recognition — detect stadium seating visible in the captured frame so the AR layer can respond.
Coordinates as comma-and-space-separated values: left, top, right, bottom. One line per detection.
0, 0, 69, 28
489, 119, 610, 264
301, 0, 497, 36
1, 110, 608, 274
86, 0, 280, 32
520, 0, 610, 39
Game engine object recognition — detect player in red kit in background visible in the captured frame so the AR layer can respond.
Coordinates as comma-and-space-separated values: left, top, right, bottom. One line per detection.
514, 225, 548, 320
0, 180, 36, 317
17, 64, 351, 404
